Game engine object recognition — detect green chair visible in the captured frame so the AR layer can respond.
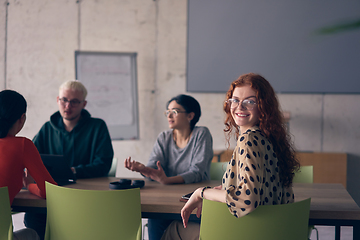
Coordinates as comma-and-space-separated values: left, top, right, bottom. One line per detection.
0, 186, 13, 240
293, 165, 313, 184
108, 157, 118, 177
144, 160, 227, 240
293, 165, 318, 240
44, 182, 142, 240
210, 162, 228, 180
199, 198, 311, 240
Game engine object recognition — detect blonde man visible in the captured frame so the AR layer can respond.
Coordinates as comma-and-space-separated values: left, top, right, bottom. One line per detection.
25, 80, 114, 240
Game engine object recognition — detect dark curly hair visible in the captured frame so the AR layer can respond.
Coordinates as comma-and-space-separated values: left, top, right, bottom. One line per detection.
223, 73, 299, 187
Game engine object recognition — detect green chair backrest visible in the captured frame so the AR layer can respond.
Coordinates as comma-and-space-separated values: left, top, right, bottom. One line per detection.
44, 182, 141, 240
199, 198, 311, 240
292, 166, 317, 240
210, 162, 228, 181
108, 157, 118, 177
293, 165, 314, 183
0, 187, 13, 240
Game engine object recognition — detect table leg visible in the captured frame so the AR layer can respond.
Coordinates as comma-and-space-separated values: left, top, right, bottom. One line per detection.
354, 221, 360, 240
335, 225, 340, 240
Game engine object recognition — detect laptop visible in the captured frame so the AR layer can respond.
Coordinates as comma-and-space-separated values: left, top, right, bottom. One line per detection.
40, 154, 76, 186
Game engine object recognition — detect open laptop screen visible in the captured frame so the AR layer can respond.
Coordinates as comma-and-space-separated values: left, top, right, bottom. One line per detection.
40, 154, 76, 186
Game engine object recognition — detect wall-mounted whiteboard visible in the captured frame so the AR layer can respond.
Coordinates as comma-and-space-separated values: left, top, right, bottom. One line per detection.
187, 0, 360, 93
75, 51, 139, 140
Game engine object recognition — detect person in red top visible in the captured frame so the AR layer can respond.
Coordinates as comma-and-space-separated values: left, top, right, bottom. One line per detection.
0, 90, 57, 240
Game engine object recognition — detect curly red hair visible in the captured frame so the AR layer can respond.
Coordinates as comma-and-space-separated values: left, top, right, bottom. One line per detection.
223, 73, 299, 187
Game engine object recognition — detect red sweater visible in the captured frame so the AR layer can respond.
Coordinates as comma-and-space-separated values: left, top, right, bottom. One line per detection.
0, 136, 57, 204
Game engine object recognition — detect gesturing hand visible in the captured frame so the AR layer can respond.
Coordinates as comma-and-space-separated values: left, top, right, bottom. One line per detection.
146, 161, 169, 184
124, 156, 146, 172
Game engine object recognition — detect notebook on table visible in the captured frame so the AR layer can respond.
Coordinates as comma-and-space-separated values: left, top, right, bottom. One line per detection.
40, 154, 76, 186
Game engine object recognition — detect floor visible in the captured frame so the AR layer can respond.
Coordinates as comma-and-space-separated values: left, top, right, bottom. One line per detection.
13, 213, 353, 240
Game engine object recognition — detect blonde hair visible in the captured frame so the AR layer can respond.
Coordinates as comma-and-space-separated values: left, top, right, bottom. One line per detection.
59, 80, 88, 100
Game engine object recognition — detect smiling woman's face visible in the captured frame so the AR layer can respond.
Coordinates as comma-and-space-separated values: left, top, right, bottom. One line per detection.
230, 85, 260, 133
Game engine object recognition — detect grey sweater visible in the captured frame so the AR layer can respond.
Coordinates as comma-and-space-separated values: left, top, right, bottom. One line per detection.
147, 126, 213, 184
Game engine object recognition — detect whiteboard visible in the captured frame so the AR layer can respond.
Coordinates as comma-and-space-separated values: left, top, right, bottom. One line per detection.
75, 51, 139, 140
187, 0, 360, 93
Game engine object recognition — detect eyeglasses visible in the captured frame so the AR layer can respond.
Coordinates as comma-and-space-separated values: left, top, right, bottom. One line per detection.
164, 109, 187, 117
226, 98, 257, 110
59, 98, 84, 107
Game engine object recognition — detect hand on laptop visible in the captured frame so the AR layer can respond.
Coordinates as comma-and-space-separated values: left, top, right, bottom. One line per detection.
22, 168, 35, 188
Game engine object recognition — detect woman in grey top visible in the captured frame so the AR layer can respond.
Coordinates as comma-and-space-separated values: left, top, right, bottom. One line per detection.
124, 94, 213, 184
124, 94, 213, 239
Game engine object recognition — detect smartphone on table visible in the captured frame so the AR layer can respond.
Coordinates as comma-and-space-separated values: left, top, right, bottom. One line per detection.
180, 192, 193, 202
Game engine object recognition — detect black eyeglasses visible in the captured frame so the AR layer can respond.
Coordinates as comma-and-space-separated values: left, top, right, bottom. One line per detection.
59, 98, 84, 107
164, 109, 187, 117
226, 98, 257, 110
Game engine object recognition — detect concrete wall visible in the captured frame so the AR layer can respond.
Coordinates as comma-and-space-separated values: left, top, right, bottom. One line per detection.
1, 0, 360, 205
0, 0, 6, 89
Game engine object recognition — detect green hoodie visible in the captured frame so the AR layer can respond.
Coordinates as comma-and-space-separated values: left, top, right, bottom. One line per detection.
33, 109, 114, 178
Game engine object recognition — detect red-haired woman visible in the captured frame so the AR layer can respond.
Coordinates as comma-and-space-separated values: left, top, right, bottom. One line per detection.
161, 73, 300, 240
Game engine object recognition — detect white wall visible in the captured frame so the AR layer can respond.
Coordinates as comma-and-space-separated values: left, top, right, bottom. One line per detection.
1, 0, 360, 205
